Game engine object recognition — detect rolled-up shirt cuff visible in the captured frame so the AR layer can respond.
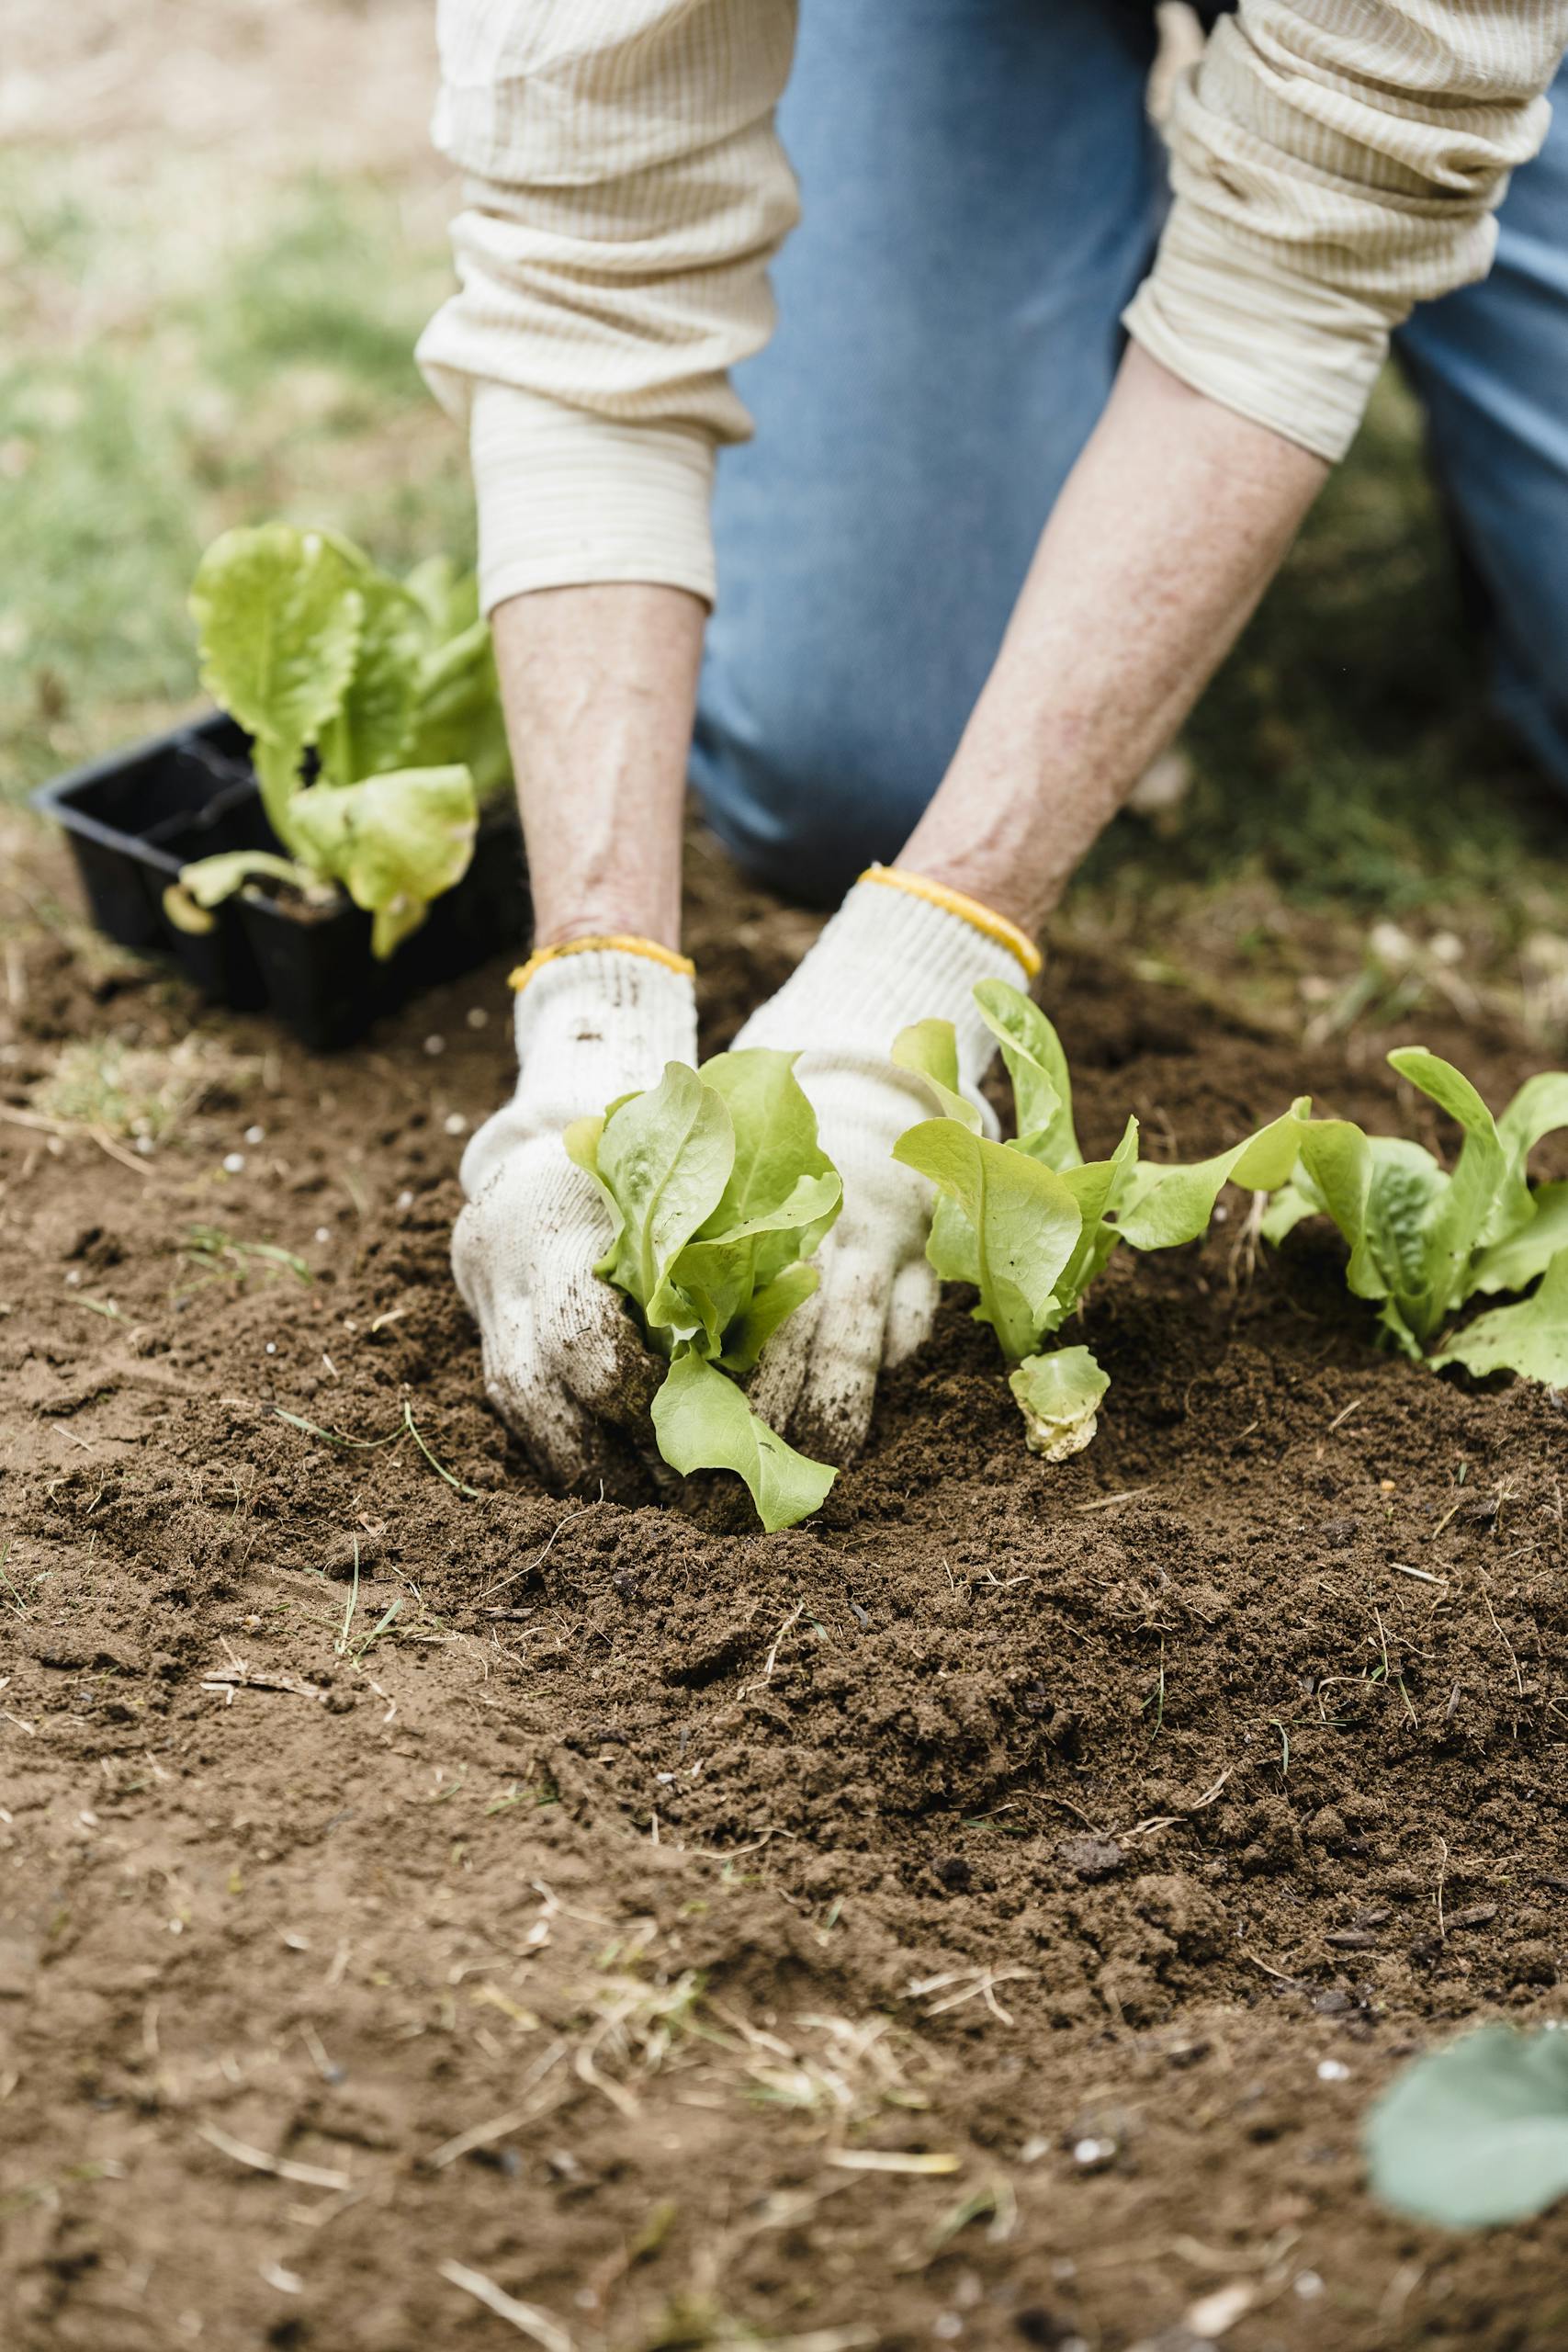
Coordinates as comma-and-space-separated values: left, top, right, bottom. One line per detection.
468, 381, 718, 613
1122, 197, 1399, 465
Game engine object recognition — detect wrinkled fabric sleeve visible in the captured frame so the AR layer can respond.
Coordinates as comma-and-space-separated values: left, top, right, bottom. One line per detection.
417, 0, 800, 612
1125, 1, 1568, 462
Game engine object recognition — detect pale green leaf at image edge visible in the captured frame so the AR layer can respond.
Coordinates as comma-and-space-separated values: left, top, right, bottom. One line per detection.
1365, 2025, 1568, 2230
1432, 1250, 1568, 1384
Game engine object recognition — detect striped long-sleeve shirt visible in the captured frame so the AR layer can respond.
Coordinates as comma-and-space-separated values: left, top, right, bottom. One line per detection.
416, 2, 1568, 615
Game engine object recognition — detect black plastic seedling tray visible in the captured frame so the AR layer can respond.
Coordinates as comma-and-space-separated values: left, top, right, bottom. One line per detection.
32, 713, 530, 1050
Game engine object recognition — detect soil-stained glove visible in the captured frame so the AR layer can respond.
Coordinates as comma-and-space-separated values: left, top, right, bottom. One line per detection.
735, 867, 1040, 1462
453, 941, 697, 1488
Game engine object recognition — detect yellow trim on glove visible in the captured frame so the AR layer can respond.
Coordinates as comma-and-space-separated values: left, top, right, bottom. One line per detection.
861, 864, 1043, 978
509, 934, 695, 993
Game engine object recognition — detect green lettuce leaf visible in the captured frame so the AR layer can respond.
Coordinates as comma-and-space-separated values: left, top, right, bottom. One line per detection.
1366, 2024, 1568, 2229
315, 569, 427, 787
288, 764, 478, 960
717, 1261, 821, 1376
893, 981, 1312, 1455
1498, 1071, 1568, 1178
1009, 1347, 1110, 1461
892, 1019, 983, 1132
611, 1052, 841, 1352
591, 1062, 736, 1322
1260, 1182, 1316, 1246
1263, 1048, 1568, 1375
191, 524, 511, 889
571, 1055, 841, 1529
891, 1018, 985, 1278
164, 849, 321, 935
402, 555, 479, 639
164, 849, 328, 936
697, 1050, 840, 1268
190, 524, 364, 845
1115, 1100, 1312, 1250
1431, 1249, 1568, 1384
405, 616, 511, 798
1472, 1181, 1568, 1296
1292, 1124, 1447, 1355
973, 978, 1079, 1164
677, 1171, 841, 1354
893, 1119, 1082, 1363
651, 1350, 835, 1532
1389, 1047, 1513, 1285
1036, 1117, 1141, 1336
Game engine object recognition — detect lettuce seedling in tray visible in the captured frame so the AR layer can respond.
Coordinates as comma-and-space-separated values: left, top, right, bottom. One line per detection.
166, 524, 510, 959
566, 1049, 843, 1532
1264, 1051, 1568, 1381
892, 980, 1311, 1458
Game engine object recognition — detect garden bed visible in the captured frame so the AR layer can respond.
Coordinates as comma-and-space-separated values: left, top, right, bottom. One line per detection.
2, 825, 1564, 2352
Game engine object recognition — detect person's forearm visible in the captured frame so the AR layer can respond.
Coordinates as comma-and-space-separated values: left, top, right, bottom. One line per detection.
899, 345, 1328, 936
491, 582, 706, 950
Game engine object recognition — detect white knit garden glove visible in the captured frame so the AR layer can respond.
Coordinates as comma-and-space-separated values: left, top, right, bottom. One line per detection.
452, 942, 697, 1488
736, 867, 1039, 1462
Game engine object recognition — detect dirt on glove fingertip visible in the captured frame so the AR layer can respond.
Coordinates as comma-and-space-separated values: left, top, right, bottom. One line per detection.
4, 816, 1567, 2352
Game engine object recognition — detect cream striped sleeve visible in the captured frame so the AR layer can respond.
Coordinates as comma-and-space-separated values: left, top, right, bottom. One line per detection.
415, 0, 799, 614
1125, 0, 1568, 463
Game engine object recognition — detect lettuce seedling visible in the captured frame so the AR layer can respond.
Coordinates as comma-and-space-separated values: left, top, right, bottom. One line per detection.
1263, 1051, 1568, 1375
892, 981, 1310, 1457
566, 1049, 843, 1531
165, 526, 510, 958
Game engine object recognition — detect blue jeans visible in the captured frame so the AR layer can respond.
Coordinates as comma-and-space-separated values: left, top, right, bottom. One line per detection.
691, 0, 1568, 899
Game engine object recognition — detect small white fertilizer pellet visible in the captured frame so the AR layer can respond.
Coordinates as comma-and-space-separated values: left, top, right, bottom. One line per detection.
1317, 2058, 1350, 2081
423, 1034, 446, 1056
222, 1152, 245, 1174
444, 1112, 468, 1136
244, 1125, 265, 1144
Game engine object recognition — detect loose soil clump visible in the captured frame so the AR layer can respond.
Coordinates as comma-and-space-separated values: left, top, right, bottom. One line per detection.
3, 826, 1565, 2351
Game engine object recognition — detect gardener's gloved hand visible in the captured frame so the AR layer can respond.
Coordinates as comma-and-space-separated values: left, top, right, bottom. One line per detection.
452, 941, 697, 1490
735, 867, 1039, 1463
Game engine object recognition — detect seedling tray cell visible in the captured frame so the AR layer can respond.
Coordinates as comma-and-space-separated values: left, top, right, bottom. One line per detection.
32, 713, 529, 1050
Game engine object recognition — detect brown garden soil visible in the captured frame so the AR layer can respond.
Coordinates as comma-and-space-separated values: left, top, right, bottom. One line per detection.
2, 816, 1566, 2352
